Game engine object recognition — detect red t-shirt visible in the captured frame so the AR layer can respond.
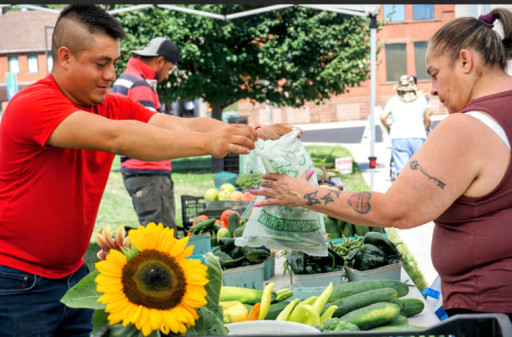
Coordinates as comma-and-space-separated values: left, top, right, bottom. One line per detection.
0, 75, 155, 278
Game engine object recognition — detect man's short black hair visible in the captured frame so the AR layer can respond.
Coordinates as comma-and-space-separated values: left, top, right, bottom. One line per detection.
57, 5, 125, 39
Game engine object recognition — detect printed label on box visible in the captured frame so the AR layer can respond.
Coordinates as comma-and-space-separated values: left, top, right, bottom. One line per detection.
335, 157, 353, 175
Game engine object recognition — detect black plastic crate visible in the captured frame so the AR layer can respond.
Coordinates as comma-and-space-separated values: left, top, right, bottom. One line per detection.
211, 153, 240, 174
247, 313, 510, 337
180, 195, 206, 232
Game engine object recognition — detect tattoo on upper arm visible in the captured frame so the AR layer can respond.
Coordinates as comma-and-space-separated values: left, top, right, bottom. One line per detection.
410, 160, 446, 189
304, 191, 321, 206
347, 192, 371, 214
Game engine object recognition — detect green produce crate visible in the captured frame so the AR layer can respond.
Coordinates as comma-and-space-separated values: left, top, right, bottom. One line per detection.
213, 171, 238, 190
291, 270, 344, 287
222, 262, 265, 290
186, 232, 211, 255
344, 262, 401, 282
263, 256, 275, 281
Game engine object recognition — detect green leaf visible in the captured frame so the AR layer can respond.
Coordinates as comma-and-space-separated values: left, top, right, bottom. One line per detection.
203, 252, 222, 306
60, 270, 105, 310
109, 323, 161, 337
92, 309, 110, 334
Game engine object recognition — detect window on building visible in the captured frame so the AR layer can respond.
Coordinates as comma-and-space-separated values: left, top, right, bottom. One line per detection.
383, 5, 405, 22
8, 55, 19, 73
386, 44, 407, 82
413, 5, 434, 20
47, 56, 53, 73
28, 54, 39, 73
414, 42, 429, 80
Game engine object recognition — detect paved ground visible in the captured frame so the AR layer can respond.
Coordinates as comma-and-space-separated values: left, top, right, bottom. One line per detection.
298, 118, 443, 287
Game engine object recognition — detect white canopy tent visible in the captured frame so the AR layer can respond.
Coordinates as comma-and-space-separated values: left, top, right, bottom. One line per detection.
14, 4, 381, 189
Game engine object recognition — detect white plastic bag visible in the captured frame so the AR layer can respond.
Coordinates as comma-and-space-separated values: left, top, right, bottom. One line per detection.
235, 129, 328, 256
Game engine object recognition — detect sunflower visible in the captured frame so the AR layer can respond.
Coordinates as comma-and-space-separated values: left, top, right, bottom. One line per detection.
95, 222, 209, 336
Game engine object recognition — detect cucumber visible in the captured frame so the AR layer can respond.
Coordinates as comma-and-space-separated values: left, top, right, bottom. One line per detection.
324, 217, 341, 239
264, 301, 291, 320
340, 302, 401, 330
354, 224, 370, 236
386, 314, 408, 326
342, 222, 354, 237
227, 212, 240, 234
328, 280, 410, 302
393, 298, 425, 317
331, 288, 398, 317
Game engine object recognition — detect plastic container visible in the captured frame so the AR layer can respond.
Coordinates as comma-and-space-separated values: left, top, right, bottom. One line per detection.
344, 262, 402, 282
225, 320, 319, 335
186, 232, 211, 255
201, 200, 252, 219
292, 270, 344, 287
213, 171, 238, 190
223, 262, 265, 289
180, 195, 206, 232
263, 256, 275, 281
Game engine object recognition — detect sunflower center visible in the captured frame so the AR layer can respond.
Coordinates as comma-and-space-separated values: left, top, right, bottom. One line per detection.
121, 249, 187, 310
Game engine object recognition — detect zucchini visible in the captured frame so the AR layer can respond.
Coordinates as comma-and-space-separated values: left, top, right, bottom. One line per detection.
324, 217, 341, 239
220, 286, 277, 305
331, 287, 398, 317
393, 298, 425, 317
342, 222, 354, 237
328, 280, 410, 302
264, 301, 291, 320
339, 302, 401, 330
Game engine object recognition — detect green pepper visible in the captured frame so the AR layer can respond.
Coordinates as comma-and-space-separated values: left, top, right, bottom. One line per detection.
242, 246, 270, 263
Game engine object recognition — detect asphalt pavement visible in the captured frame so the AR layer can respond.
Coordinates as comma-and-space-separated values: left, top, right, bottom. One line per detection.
297, 116, 447, 287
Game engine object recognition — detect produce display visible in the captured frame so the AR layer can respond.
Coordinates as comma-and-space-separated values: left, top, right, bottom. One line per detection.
218, 279, 425, 332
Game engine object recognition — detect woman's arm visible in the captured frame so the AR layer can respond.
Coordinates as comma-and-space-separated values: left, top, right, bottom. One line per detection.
253, 113, 499, 229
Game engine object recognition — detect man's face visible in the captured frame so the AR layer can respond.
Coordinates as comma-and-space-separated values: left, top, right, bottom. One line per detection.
155, 59, 175, 83
66, 34, 120, 107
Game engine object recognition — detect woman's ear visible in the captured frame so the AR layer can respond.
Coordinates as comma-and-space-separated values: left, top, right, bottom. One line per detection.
458, 49, 474, 74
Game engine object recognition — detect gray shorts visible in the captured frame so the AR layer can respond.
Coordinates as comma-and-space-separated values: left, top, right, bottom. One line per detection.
123, 174, 176, 233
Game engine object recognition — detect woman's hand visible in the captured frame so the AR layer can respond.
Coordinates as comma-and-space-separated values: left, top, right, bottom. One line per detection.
251, 170, 315, 207
256, 124, 302, 140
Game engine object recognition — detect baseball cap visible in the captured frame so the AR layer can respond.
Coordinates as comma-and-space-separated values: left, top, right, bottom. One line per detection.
394, 74, 417, 92
131, 37, 180, 65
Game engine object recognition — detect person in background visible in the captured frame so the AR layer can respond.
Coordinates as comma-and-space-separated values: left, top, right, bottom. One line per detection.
412, 75, 434, 135
111, 37, 180, 235
380, 74, 431, 179
0, 5, 294, 336
253, 8, 512, 320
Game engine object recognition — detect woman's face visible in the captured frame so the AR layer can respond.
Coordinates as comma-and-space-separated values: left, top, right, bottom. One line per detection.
425, 47, 471, 114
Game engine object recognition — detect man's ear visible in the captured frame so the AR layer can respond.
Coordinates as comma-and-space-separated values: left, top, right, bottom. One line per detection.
57, 46, 73, 70
458, 49, 474, 74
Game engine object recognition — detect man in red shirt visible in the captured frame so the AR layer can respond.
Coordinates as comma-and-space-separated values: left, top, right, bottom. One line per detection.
0, 5, 292, 336
112, 38, 180, 235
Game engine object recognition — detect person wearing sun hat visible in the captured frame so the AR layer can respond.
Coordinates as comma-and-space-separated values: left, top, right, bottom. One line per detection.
380, 74, 431, 179
111, 37, 181, 236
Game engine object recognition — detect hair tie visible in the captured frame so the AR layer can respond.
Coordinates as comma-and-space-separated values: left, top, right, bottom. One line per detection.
479, 13, 496, 28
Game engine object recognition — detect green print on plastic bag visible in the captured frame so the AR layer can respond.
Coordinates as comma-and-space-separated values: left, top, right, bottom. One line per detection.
257, 209, 321, 232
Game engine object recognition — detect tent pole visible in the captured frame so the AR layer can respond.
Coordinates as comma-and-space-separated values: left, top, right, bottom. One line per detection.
369, 13, 377, 191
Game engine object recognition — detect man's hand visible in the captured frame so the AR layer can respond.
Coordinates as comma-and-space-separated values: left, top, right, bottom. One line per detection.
206, 124, 258, 158
257, 124, 302, 140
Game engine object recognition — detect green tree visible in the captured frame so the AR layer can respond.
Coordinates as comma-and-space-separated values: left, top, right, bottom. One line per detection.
113, 5, 378, 120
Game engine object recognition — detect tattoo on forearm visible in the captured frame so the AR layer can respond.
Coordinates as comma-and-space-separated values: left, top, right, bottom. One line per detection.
320, 192, 335, 205
347, 192, 371, 214
410, 160, 446, 189
304, 191, 321, 206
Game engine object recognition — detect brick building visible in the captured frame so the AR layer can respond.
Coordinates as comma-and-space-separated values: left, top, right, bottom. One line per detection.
238, 4, 455, 127
0, 8, 58, 111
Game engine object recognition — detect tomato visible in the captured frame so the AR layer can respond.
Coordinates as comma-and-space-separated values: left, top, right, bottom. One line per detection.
220, 209, 241, 229
192, 214, 209, 226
